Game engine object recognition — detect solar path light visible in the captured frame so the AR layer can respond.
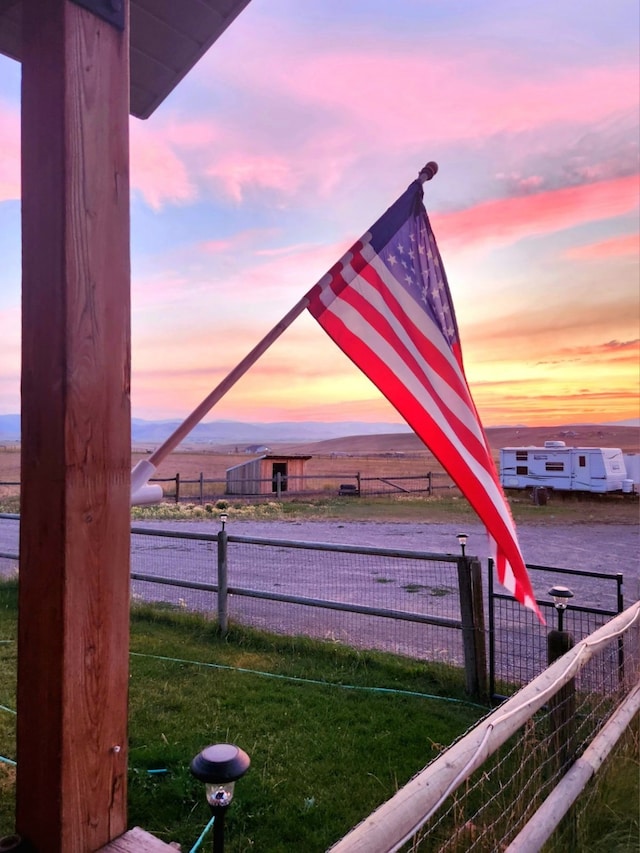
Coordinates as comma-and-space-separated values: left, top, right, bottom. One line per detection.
456, 533, 468, 558
190, 743, 250, 853
219, 511, 228, 532
549, 585, 574, 633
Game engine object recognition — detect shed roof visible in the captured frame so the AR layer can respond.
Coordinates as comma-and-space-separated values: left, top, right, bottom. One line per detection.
0, 0, 252, 119
226, 454, 312, 473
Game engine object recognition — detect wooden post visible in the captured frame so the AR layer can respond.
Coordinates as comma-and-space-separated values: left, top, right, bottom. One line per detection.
17, 2, 131, 850
457, 556, 487, 698
547, 629, 576, 773
175, 472, 180, 504
469, 557, 487, 699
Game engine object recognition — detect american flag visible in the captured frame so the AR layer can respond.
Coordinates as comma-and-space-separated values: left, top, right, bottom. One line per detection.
306, 179, 541, 619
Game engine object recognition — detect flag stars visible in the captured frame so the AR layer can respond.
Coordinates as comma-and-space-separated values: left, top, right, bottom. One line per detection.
387, 253, 397, 266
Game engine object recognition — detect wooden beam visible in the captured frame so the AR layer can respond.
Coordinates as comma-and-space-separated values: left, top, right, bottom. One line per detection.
98, 827, 180, 852
17, 1, 131, 850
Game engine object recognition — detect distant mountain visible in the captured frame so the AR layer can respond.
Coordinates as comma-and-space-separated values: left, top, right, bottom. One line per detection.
1, 414, 412, 444
131, 418, 413, 445
3, 414, 637, 445
604, 419, 640, 428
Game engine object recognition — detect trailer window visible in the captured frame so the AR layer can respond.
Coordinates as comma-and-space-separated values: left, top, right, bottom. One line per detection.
579, 455, 586, 467
516, 451, 528, 461
545, 462, 564, 472
516, 466, 528, 475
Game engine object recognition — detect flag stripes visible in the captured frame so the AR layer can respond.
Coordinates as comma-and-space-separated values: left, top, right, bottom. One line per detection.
307, 181, 541, 618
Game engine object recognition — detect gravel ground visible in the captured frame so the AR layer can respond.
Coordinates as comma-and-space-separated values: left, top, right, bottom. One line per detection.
134, 517, 640, 604
2, 515, 637, 681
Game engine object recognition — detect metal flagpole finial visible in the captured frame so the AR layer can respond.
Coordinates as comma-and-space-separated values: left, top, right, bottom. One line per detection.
419, 162, 439, 183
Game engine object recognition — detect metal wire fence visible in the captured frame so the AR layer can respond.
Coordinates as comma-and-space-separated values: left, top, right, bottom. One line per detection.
489, 560, 624, 698
409, 665, 638, 852
130, 528, 466, 666
0, 555, 17, 578
330, 605, 640, 853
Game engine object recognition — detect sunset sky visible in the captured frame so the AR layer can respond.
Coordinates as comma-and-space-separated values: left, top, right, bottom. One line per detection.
0, 0, 638, 428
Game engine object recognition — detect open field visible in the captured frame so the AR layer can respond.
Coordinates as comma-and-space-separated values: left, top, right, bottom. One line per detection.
136, 423, 640, 482
1, 425, 638, 519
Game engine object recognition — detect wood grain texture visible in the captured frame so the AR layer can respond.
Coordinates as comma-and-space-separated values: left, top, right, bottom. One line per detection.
98, 827, 181, 852
17, 1, 131, 850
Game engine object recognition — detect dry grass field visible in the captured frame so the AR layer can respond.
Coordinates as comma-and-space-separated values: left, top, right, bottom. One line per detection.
1, 425, 638, 515
134, 423, 640, 482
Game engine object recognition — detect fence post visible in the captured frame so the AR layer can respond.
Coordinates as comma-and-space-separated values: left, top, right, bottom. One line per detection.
547, 628, 576, 773
357, 472, 361, 496
487, 558, 496, 702
427, 472, 432, 496
547, 624, 576, 845
217, 529, 228, 636
199, 472, 204, 505
616, 573, 625, 682
175, 472, 180, 504
457, 555, 487, 699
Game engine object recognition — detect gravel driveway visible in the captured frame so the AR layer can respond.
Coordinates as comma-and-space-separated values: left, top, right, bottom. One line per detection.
134, 517, 640, 606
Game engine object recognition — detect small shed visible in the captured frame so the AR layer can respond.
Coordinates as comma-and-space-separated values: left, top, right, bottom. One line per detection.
226, 454, 311, 495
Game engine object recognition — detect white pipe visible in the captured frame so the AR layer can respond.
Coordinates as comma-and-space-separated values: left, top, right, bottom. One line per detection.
328, 603, 640, 853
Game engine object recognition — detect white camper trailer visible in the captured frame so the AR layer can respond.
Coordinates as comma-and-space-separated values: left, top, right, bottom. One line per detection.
499, 441, 627, 494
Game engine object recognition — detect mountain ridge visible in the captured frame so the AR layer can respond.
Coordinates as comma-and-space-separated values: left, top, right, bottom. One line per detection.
1, 414, 638, 446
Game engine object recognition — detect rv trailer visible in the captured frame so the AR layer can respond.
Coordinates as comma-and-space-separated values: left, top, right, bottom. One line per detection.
499, 441, 628, 494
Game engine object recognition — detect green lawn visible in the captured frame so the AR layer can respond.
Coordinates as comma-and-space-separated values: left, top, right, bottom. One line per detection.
0, 580, 484, 851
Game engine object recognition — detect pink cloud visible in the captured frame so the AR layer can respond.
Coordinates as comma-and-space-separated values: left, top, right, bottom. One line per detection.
212, 36, 638, 145
565, 233, 640, 260
0, 100, 20, 201
433, 175, 640, 250
206, 153, 302, 203
130, 120, 198, 209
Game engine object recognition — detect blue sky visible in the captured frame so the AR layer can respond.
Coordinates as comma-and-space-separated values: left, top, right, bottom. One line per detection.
0, 0, 638, 426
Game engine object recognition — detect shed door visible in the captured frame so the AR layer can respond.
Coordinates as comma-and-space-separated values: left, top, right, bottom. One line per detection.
272, 462, 288, 492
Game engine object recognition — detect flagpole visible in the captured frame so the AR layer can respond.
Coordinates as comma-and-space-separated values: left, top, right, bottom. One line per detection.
151, 294, 312, 468
131, 163, 439, 499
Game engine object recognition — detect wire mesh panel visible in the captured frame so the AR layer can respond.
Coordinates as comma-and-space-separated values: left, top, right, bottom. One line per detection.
225, 540, 463, 662
0, 555, 17, 580
358, 611, 640, 853
489, 560, 624, 697
130, 530, 219, 615
128, 527, 465, 665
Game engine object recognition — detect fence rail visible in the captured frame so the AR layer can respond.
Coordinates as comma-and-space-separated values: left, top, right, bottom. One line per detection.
329, 602, 640, 852
488, 559, 624, 700
148, 471, 456, 502
1, 513, 628, 701
1, 471, 460, 502
128, 524, 485, 691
